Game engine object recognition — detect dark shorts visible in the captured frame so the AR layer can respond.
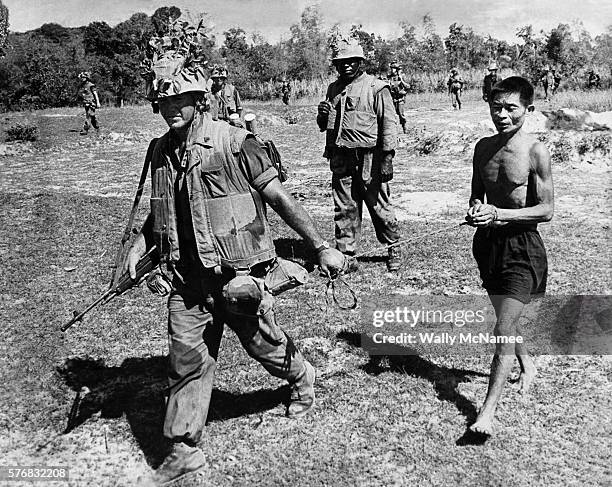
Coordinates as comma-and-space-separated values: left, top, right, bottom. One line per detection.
473, 225, 548, 304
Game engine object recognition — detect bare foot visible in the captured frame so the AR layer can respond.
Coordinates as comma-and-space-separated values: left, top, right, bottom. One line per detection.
517, 358, 537, 395
470, 414, 494, 436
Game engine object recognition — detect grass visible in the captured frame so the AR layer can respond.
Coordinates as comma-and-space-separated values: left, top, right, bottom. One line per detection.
0, 99, 610, 486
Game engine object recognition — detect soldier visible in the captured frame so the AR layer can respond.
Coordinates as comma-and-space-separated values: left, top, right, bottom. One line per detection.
77, 71, 101, 135
587, 69, 601, 89
280, 77, 292, 105
133, 19, 345, 485
389, 61, 410, 134
317, 36, 402, 273
540, 65, 555, 101
208, 65, 243, 124
447, 68, 464, 110
482, 61, 499, 103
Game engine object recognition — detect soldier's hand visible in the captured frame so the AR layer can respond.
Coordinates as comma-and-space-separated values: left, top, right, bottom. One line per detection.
318, 101, 332, 118
380, 151, 394, 183
123, 240, 147, 280
318, 248, 345, 279
482, 95, 488, 102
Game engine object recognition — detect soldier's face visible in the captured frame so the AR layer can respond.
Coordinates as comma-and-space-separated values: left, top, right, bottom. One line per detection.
212, 77, 225, 88
335, 58, 361, 81
158, 93, 196, 132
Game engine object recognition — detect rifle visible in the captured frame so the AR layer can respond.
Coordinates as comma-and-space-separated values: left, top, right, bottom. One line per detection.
60, 246, 160, 332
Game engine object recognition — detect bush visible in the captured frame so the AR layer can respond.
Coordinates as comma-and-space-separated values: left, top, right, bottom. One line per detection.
5, 122, 39, 142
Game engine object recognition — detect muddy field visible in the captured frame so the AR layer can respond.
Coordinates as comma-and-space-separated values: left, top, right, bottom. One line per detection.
0, 99, 610, 486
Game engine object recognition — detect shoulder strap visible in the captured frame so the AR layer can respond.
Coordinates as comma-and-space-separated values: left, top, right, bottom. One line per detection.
110, 137, 159, 287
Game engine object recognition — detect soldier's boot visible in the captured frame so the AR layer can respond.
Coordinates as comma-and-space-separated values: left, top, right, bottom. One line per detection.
286, 360, 315, 419
139, 442, 206, 486
387, 245, 402, 272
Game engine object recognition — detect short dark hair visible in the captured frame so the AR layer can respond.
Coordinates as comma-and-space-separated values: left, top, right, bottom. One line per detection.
490, 76, 534, 106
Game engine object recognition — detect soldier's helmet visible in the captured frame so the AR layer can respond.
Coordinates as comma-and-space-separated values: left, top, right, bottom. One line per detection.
140, 14, 210, 101
488, 61, 498, 71
210, 65, 228, 78
543, 64, 551, 71
78, 71, 91, 81
450, 67, 458, 74
330, 35, 364, 62
390, 60, 400, 69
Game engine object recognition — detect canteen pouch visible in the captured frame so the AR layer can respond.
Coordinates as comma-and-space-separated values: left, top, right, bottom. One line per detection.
264, 258, 309, 296
222, 271, 266, 316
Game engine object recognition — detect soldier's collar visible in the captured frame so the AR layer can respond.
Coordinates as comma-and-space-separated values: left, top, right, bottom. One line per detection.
186, 113, 214, 149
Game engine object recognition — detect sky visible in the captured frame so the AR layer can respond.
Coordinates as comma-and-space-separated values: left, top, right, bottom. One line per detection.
4, 0, 611, 43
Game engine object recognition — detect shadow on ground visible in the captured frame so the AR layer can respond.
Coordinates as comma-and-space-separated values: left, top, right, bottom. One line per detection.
56, 356, 287, 467
337, 331, 490, 445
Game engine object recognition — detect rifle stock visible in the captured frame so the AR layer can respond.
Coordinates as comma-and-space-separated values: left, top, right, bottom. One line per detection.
61, 247, 160, 332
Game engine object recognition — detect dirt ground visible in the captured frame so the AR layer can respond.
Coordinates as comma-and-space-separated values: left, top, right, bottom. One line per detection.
0, 99, 610, 486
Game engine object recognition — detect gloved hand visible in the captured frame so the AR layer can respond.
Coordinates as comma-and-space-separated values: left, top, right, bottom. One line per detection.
318, 101, 332, 118
380, 151, 394, 182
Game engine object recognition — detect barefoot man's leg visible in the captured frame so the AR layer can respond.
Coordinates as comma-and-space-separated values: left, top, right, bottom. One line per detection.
471, 296, 528, 435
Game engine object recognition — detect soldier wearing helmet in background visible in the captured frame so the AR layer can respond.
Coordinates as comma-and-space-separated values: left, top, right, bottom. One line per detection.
389, 60, 410, 134
482, 61, 499, 103
280, 77, 292, 105
209, 65, 243, 125
132, 18, 345, 485
77, 71, 101, 135
447, 67, 464, 110
317, 35, 402, 273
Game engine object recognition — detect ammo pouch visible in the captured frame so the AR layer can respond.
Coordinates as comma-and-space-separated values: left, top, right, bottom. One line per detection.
264, 258, 308, 296
146, 267, 173, 297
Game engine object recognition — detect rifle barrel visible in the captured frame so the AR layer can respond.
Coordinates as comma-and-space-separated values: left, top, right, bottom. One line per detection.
60, 289, 114, 332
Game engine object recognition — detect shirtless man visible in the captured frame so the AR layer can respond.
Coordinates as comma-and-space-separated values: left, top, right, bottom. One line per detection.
465, 76, 554, 435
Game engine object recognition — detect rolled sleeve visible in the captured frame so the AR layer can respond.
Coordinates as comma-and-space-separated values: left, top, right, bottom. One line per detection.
239, 136, 278, 191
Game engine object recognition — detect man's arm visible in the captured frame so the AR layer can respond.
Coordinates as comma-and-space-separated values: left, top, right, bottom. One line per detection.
122, 214, 154, 279
373, 86, 398, 152
233, 87, 243, 117
466, 140, 487, 220
261, 179, 345, 276
317, 86, 332, 132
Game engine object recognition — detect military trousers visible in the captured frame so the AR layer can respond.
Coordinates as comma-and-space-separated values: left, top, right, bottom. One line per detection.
163, 263, 306, 445
330, 148, 400, 255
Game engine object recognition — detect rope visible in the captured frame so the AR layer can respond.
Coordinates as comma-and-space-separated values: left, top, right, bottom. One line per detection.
321, 221, 469, 310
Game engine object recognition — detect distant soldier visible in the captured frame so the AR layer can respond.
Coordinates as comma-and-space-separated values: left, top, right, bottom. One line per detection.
540, 65, 556, 101
447, 68, 464, 110
280, 77, 292, 105
317, 36, 402, 272
587, 69, 601, 89
482, 61, 499, 103
389, 61, 410, 134
209, 65, 243, 124
377, 69, 389, 82
77, 71, 101, 135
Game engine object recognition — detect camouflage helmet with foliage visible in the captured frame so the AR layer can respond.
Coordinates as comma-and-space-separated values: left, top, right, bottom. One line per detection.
78, 71, 92, 81
210, 65, 228, 78
140, 14, 210, 101
329, 32, 364, 62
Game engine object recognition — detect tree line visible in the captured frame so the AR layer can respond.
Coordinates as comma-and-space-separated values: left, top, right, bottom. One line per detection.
0, 3, 610, 111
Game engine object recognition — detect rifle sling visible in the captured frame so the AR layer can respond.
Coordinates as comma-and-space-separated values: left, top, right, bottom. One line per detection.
110, 138, 158, 287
